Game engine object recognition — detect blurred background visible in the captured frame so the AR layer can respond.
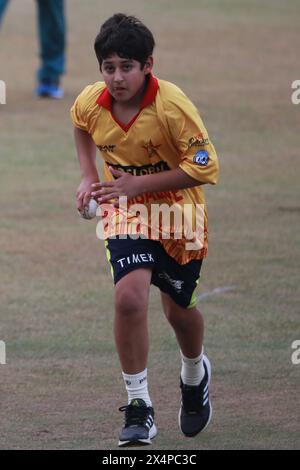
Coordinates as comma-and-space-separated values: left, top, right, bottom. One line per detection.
0, 0, 299, 449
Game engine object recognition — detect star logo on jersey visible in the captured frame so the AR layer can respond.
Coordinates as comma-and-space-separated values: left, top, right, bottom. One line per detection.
142, 139, 161, 163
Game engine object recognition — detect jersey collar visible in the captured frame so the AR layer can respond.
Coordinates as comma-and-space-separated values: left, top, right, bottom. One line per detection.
96, 73, 159, 112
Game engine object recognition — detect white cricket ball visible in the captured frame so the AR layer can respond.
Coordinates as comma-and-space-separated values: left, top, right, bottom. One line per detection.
78, 198, 98, 220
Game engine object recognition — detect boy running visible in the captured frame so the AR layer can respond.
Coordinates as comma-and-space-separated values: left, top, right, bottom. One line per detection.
71, 13, 219, 447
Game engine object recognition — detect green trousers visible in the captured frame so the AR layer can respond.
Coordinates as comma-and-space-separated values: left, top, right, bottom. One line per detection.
0, 0, 66, 84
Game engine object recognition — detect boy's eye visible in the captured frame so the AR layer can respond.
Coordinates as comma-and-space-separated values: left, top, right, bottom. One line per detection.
104, 66, 114, 73
103, 63, 133, 74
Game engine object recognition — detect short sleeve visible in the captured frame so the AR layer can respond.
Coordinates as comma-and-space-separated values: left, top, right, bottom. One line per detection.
70, 82, 106, 133
70, 86, 91, 131
164, 87, 219, 185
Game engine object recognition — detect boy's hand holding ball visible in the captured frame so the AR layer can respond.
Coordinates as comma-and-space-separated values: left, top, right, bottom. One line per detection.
77, 198, 98, 220
76, 177, 99, 220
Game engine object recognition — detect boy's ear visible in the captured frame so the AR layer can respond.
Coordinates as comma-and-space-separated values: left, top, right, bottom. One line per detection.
144, 56, 154, 74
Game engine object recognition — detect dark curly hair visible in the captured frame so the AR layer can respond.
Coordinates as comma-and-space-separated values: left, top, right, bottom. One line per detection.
94, 13, 155, 70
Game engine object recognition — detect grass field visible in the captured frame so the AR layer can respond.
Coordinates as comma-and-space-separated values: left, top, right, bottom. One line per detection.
0, 0, 299, 450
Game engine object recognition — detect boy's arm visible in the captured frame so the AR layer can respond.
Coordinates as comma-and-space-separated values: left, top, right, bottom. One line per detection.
74, 127, 99, 211
91, 166, 200, 205
137, 167, 201, 193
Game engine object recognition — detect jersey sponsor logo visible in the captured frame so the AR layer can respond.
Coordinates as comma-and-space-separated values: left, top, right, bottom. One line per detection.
158, 272, 184, 293
188, 133, 209, 147
98, 145, 116, 152
105, 160, 170, 177
193, 150, 209, 166
116, 252, 155, 268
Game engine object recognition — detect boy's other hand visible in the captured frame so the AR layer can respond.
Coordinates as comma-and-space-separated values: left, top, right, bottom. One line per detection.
91, 167, 142, 207
76, 177, 99, 212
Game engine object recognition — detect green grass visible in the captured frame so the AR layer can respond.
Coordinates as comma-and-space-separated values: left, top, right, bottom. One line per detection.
0, 0, 299, 450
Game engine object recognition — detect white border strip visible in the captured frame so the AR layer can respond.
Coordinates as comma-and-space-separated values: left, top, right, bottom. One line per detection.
197, 286, 237, 302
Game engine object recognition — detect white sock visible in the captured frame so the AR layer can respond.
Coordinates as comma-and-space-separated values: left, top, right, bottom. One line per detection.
180, 349, 205, 386
122, 368, 152, 407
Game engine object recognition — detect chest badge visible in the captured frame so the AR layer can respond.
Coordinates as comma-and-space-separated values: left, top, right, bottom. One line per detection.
142, 139, 161, 163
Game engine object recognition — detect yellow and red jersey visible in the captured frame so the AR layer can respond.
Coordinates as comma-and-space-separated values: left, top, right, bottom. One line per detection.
71, 74, 219, 264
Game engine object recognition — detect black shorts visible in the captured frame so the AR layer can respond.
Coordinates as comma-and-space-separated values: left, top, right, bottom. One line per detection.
104, 236, 203, 308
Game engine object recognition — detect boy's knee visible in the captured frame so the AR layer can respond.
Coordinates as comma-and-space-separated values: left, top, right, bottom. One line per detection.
163, 303, 181, 326
115, 285, 146, 316
163, 300, 195, 327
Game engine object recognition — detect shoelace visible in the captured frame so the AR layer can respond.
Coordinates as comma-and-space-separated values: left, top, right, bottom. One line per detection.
119, 404, 149, 427
181, 383, 205, 413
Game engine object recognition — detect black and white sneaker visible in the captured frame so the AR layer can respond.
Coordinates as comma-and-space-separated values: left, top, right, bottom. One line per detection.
179, 354, 212, 437
118, 398, 157, 447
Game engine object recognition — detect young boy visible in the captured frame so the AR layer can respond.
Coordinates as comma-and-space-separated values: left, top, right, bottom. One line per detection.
71, 13, 219, 447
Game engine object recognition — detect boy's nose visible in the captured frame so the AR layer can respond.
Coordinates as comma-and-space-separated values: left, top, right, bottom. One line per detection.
114, 68, 124, 82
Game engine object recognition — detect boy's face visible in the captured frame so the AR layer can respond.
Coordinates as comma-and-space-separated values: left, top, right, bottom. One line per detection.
101, 53, 153, 103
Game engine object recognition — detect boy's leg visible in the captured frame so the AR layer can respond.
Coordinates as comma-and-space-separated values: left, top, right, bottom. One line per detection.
114, 268, 152, 374
114, 267, 157, 446
160, 291, 204, 359
160, 291, 212, 437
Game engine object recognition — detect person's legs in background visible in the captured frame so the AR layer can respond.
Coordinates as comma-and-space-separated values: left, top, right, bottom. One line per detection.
35, 0, 66, 98
0, 0, 10, 25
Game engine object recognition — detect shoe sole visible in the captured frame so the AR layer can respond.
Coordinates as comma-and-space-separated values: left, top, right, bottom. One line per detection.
118, 424, 157, 447
178, 355, 213, 437
37, 93, 64, 99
